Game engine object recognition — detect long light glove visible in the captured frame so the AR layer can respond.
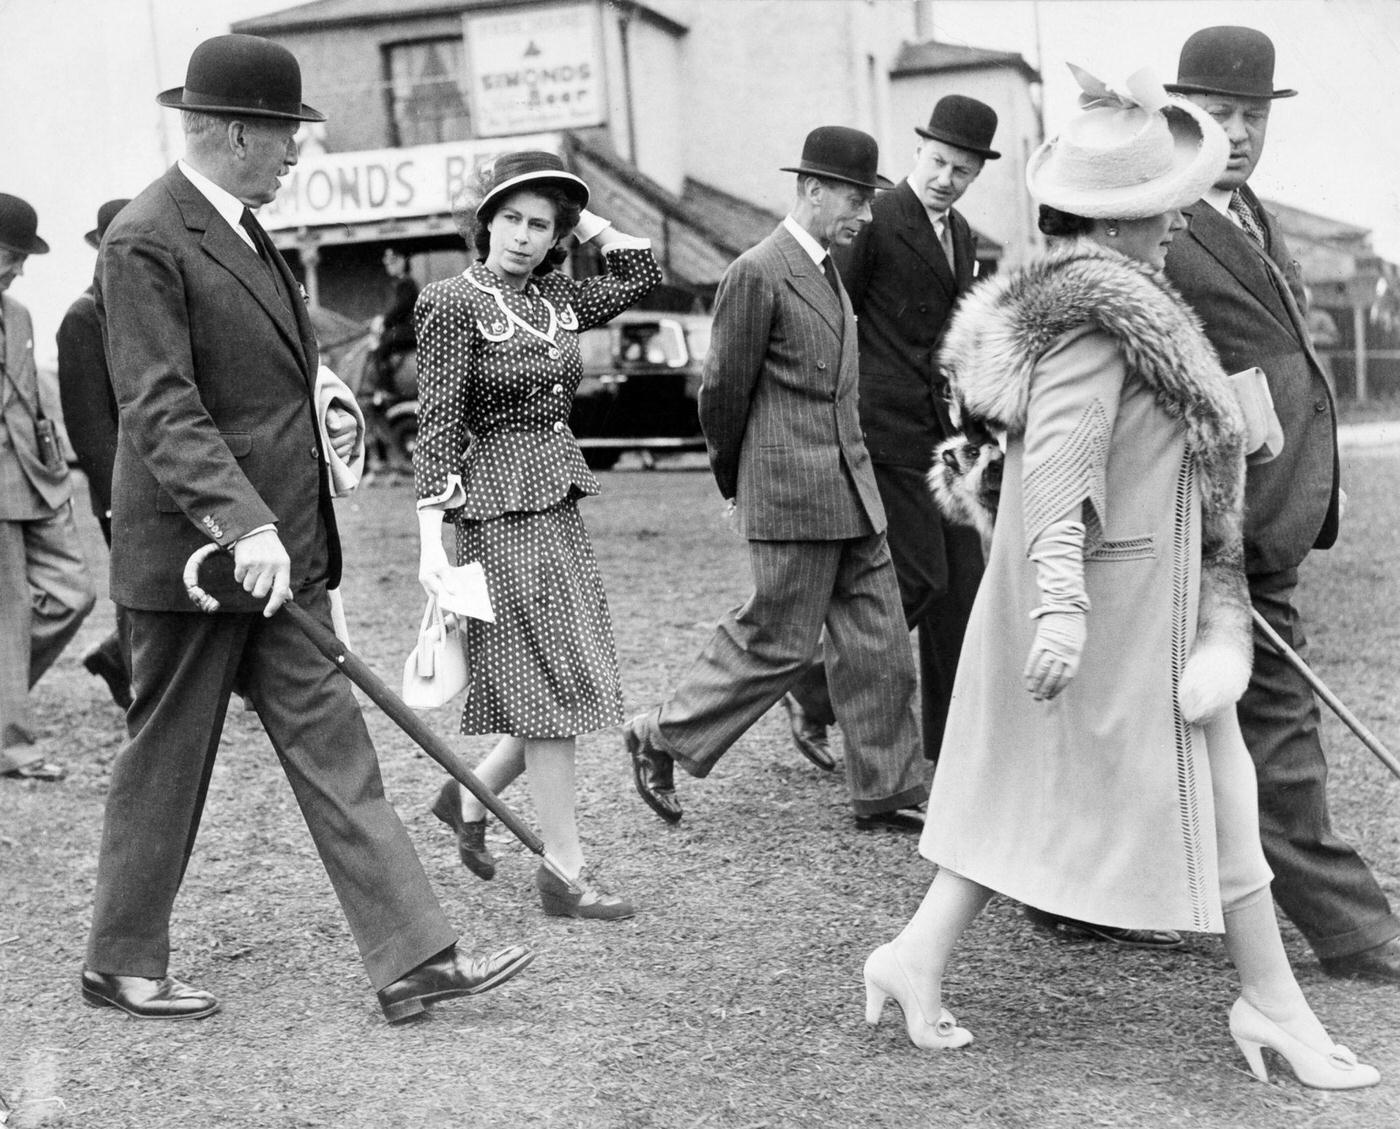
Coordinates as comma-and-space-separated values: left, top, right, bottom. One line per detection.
1023, 518, 1089, 701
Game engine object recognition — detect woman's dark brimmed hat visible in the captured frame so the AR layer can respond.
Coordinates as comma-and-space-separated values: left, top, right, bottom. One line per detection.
475, 151, 589, 218
916, 95, 1001, 160
156, 34, 326, 122
84, 199, 132, 249
0, 193, 49, 256
781, 126, 894, 191
1164, 26, 1297, 100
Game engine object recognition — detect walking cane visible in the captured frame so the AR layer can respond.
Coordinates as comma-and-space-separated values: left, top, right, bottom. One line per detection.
182, 543, 583, 892
1251, 608, 1400, 782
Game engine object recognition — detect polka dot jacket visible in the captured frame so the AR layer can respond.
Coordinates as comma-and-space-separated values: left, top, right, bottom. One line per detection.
412, 246, 663, 518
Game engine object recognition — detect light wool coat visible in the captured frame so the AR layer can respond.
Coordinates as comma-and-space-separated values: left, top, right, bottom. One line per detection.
921, 242, 1263, 932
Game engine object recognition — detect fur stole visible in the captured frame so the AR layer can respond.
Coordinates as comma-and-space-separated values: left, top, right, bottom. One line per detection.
932, 239, 1252, 719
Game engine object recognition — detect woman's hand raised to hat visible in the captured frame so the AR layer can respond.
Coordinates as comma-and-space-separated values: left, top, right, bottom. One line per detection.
572, 209, 613, 244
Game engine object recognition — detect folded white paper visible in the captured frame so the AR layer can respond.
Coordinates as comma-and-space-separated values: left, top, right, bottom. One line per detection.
437, 562, 495, 622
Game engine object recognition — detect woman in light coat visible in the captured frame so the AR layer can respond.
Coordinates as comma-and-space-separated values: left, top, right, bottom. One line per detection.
863, 69, 1379, 1090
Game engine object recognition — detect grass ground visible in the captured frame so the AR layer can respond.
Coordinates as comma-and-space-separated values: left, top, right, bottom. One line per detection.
1, 442, 1398, 1129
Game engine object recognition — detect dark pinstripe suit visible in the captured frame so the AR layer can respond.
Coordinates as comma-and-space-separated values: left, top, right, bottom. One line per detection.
647, 223, 928, 816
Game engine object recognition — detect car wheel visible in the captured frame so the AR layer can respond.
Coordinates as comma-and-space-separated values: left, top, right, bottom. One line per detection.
583, 449, 620, 471
389, 415, 418, 463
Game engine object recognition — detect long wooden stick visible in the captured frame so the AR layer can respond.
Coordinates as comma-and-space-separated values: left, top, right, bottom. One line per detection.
1252, 608, 1400, 781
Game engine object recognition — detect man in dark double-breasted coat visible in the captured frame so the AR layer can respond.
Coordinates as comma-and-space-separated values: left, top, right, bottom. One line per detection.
83, 33, 532, 1024
786, 97, 998, 771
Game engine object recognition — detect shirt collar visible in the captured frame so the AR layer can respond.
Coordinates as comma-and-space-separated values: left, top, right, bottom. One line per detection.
178, 159, 256, 248
782, 214, 828, 266
1202, 184, 1233, 216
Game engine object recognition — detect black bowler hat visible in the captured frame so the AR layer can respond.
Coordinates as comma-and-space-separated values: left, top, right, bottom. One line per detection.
84, 198, 131, 249
1165, 26, 1297, 100
0, 193, 48, 256
916, 95, 1001, 160
156, 34, 326, 122
781, 126, 894, 191
476, 150, 589, 217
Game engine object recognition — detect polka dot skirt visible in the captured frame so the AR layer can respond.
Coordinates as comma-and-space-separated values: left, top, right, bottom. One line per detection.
456, 499, 623, 739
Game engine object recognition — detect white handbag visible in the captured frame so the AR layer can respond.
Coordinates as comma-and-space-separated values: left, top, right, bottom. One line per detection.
401, 596, 469, 709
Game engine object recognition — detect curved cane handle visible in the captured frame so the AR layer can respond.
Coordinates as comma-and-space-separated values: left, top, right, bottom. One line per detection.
183, 542, 225, 613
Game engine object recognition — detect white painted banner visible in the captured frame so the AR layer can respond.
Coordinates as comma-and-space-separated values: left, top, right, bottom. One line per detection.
465, 3, 605, 138
260, 134, 562, 230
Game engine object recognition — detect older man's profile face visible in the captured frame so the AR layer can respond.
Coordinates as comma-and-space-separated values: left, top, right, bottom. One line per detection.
812, 179, 875, 249
232, 119, 300, 208
1186, 93, 1271, 192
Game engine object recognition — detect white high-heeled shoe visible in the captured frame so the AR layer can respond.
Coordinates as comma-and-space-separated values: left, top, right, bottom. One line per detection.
1229, 997, 1380, 1090
863, 943, 973, 1050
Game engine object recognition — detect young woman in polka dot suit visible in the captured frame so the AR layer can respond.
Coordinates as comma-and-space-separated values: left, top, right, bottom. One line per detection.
414, 151, 661, 920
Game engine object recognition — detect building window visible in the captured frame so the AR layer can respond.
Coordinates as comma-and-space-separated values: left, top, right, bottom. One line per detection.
385, 38, 471, 146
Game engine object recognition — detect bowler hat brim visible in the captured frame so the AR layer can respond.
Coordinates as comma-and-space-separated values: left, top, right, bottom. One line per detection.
156, 86, 327, 122
1163, 81, 1296, 100
779, 162, 895, 191
0, 233, 49, 256
84, 229, 101, 249
913, 125, 1001, 160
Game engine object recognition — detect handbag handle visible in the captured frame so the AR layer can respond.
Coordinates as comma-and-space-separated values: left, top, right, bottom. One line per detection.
415, 596, 444, 678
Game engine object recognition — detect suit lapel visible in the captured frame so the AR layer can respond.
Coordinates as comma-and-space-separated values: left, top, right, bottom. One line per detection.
1181, 200, 1296, 339
167, 170, 312, 379
1, 296, 37, 414
775, 227, 845, 340
892, 181, 956, 299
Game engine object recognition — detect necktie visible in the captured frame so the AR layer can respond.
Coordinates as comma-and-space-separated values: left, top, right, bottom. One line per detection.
239, 208, 272, 269
936, 217, 955, 267
821, 254, 841, 298
1229, 191, 1266, 249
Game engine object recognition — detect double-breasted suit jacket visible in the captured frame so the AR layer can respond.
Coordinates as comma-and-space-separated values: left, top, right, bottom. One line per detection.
701, 225, 882, 539
87, 165, 455, 988
1163, 186, 1400, 958
656, 222, 927, 816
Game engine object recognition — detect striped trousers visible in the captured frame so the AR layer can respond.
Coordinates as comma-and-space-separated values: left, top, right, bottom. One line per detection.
652, 531, 928, 816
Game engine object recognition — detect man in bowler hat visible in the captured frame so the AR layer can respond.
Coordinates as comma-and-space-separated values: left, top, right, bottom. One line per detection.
84, 34, 533, 1023
0, 193, 95, 782
1163, 26, 1400, 981
624, 127, 929, 830
784, 95, 996, 797
58, 198, 133, 710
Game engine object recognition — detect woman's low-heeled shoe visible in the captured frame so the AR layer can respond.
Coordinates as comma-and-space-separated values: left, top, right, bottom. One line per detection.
1229, 996, 1379, 1090
429, 781, 496, 880
863, 943, 972, 1050
536, 864, 634, 921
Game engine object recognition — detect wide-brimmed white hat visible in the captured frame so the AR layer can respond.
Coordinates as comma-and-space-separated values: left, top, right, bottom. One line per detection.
1026, 65, 1227, 219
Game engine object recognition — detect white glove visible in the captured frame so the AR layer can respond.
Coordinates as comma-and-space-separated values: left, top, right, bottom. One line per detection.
1024, 610, 1087, 700
573, 209, 612, 243
1023, 517, 1089, 701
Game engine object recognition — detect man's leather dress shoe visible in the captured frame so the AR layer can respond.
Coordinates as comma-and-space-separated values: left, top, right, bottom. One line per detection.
623, 715, 682, 824
1022, 906, 1183, 950
1320, 937, 1400, 983
377, 942, 534, 1024
853, 808, 925, 833
781, 693, 836, 772
81, 970, 221, 1019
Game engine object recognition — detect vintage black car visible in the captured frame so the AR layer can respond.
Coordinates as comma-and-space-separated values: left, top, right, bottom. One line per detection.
571, 310, 710, 469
